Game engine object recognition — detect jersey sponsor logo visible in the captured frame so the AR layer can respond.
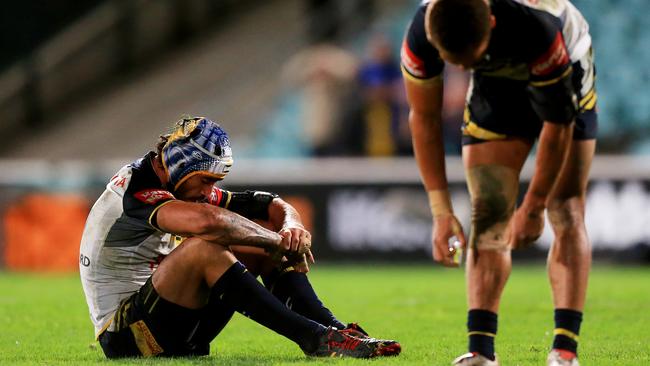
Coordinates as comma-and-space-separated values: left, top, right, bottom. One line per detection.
108, 167, 133, 194
208, 186, 223, 206
130, 320, 164, 356
530, 31, 569, 76
79, 254, 90, 267
134, 189, 175, 205
111, 175, 128, 188
401, 39, 426, 78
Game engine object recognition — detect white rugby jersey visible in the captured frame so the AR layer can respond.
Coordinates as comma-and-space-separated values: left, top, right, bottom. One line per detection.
79, 152, 177, 337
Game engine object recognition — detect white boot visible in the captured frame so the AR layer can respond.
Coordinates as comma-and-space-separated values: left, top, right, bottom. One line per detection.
452, 352, 500, 366
547, 349, 579, 366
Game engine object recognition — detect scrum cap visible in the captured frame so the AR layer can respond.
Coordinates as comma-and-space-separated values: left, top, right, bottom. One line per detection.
162, 117, 233, 191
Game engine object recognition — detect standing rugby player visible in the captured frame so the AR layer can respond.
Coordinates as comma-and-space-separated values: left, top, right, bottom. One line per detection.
401, 0, 596, 365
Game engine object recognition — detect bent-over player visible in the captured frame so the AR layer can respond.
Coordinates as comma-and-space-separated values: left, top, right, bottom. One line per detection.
401, 0, 596, 365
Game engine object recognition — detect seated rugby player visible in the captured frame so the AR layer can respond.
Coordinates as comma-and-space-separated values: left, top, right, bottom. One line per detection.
79, 117, 401, 359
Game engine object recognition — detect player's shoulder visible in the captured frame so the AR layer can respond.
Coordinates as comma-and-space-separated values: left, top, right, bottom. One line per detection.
107, 152, 161, 197
127, 153, 162, 188
501, 0, 569, 17
490, 0, 566, 52
492, 0, 573, 27
107, 165, 133, 197
401, 0, 444, 81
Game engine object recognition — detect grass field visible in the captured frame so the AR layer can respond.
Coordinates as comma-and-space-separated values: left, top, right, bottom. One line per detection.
1, 264, 649, 365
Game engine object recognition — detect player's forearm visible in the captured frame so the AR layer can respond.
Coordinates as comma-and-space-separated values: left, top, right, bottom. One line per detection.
198, 209, 283, 249
410, 111, 455, 217
526, 122, 574, 207
158, 202, 281, 249
403, 78, 451, 215
267, 198, 304, 231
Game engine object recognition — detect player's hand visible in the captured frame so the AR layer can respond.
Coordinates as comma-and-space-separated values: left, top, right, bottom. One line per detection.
432, 214, 466, 267
279, 225, 312, 254
283, 250, 315, 273
509, 197, 545, 249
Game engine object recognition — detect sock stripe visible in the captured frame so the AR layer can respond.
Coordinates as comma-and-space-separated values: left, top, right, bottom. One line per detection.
281, 266, 295, 273
554, 328, 579, 342
468, 331, 496, 337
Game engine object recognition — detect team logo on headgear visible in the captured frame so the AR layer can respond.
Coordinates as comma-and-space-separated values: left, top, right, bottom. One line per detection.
162, 117, 233, 190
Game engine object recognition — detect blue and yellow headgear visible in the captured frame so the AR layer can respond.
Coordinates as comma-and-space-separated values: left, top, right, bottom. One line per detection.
161, 117, 233, 191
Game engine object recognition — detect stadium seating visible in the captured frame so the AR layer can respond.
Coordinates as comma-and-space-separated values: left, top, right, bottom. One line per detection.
252, 0, 650, 157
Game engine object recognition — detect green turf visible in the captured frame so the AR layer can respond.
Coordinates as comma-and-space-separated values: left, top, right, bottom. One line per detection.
1, 264, 649, 365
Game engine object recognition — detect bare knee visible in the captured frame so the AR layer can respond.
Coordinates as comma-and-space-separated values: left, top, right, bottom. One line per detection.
470, 191, 515, 251
547, 196, 585, 232
153, 238, 236, 308
466, 165, 518, 251
157, 238, 236, 285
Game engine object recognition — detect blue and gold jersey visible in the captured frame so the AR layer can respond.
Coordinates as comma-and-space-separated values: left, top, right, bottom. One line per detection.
401, 0, 594, 124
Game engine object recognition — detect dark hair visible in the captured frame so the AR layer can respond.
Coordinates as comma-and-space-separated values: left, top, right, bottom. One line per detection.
428, 0, 491, 56
155, 134, 170, 156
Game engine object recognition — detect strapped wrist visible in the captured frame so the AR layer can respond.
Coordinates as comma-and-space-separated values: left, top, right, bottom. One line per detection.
427, 189, 453, 218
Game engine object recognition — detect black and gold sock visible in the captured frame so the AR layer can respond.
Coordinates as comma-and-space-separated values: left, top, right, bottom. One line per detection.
467, 309, 497, 360
552, 308, 582, 354
264, 269, 346, 330
211, 262, 326, 352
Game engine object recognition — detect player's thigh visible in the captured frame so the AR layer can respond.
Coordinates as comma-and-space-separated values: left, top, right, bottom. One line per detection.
99, 278, 203, 358
464, 75, 543, 141
153, 237, 237, 309
463, 138, 532, 248
547, 139, 596, 227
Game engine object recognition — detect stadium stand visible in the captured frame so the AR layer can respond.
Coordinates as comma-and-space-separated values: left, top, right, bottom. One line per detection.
0, 0, 648, 158
253, 0, 650, 157
0, 0, 307, 159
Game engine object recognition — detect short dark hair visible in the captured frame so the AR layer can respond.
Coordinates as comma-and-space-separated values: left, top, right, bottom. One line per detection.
155, 134, 170, 156
428, 0, 491, 56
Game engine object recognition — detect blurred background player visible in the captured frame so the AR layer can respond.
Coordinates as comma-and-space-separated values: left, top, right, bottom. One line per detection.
79, 116, 401, 359
401, 0, 596, 365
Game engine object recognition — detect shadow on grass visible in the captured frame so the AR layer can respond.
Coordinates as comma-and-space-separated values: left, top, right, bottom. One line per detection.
84, 354, 328, 366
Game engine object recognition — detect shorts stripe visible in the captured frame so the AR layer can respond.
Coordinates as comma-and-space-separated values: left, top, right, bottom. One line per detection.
580, 90, 597, 111
529, 66, 573, 87
463, 106, 507, 141
148, 295, 160, 314
130, 320, 164, 356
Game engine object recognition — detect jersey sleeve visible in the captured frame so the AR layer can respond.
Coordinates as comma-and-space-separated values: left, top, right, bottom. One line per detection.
208, 186, 233, 208
400, 4, 445, 84
526, 17, 578, 123
123, 187, 176, 230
